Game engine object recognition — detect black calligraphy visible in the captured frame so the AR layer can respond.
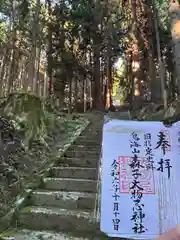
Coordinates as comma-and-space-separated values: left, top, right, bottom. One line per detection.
155, 131, 170, 155
144, 133, 154, 170
178, 132, 180, 154
157, 158, 172, 179
111, 159, 120, 231
178, 132, 180, 143
155, 131, 172, 179
129, 132, 147, 234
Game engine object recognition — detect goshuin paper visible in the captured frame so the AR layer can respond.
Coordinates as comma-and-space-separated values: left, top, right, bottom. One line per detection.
100, 120, 180, 239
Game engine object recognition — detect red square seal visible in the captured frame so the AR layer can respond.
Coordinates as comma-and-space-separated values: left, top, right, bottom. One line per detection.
118, 156, 155, 195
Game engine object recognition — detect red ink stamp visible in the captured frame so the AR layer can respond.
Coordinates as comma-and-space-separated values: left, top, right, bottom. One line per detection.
118, 156, 155, 195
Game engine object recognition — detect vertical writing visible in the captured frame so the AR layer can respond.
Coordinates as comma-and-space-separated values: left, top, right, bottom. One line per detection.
144, 133, 154, 169
155, 131, 172, 179
129, 132, 147, 234
111, 159, 120, 231
177, 132, 180, 155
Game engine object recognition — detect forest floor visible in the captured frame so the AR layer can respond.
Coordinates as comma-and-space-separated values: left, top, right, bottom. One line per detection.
0, 105, 88, 219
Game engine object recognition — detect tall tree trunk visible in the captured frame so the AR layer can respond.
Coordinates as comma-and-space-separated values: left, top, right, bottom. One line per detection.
89, 50, 93, 110
169, 0, 180, 95
0, 52, 8, 97
145, 0, 158, 101
105, 47, 112, 110
131, 0, 142, 110
35, 48, 41, 96
126, 51, 133, 110
43, 70, 48, 98
91, 0, 104, 110
7, 0, 17, 94
7, 47, 16, 93
47, 0, 53, 96
74, 79, 78, 112
154, 3, 167, 108
83, 78, 87, 112
17, 55, 25, 89
89, 79, 93, 109
0, 11, 13, 95
92, 41, 104, 110
68, 76, 72, 114
31, 0, 40, 94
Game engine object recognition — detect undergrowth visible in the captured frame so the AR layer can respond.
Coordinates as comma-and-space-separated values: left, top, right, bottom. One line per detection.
0, 91, 86, 218
0, 92, 56, 149
135, 101, 180, 126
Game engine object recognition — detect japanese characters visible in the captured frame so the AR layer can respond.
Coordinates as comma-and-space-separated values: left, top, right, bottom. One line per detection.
177, 131, 180, 155
101, 119, 177, 239
111, 159, 120, 231
129, 132, 147, 234
155, 131, 172, 179
144, 133, 154, 170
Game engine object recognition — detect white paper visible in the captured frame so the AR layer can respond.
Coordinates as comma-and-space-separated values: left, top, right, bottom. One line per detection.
101, 119, 179, 239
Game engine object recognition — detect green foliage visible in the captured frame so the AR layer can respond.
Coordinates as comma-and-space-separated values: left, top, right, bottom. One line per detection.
112, 58, 128, 103
0, 21, 6, 43
155, 0, 169, 32
155, 0, 171, 55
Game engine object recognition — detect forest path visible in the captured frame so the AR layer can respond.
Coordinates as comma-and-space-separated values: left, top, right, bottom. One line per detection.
1, 111, 130, 240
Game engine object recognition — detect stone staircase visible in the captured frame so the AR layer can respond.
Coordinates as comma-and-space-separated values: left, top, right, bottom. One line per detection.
1, 115, 103, 239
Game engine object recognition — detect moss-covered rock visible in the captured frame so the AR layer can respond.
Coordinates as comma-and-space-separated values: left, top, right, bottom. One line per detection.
0, 92, 89, 223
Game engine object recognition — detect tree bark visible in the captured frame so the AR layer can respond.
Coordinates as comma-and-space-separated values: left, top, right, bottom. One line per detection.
47, 0, 53, 96
92, 41, 104, 110
105, 47, 112, 110
146, 0, 158, 100
154, 3, 167, 108
169, 0, 180, 94
31, 0, 40, 94
131, 0, 142, 110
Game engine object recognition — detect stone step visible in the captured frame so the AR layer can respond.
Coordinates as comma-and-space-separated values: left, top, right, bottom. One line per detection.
80, 129, 102, 134
63, 150, 100, 159
58, 157, 97, 168
17, 207, 98, 233
1, 229, 91, 240
43, 178, 97, 193
80, 134, 102, 138
74, 138, 101, 145
78, 130, 102, 136
49, 167, 97, 180
74, 139, 101, 146
77, 134, 102, 139
31, 190, 95, 210
68, 145, 101, 152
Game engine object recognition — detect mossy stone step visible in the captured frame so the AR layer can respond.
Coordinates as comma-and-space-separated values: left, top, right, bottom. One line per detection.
74, 139, 101, 145
68, 144, 101, 152
1, 229, 91, 239
49, 167, 97, 180
58, 157, 97, 168
43, 178, 97, 192
30, 190, 95, 210
1, 228, 112, 239
17, 207, 98, 233
76, 134, 102, 140
64, 150, 100, 159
